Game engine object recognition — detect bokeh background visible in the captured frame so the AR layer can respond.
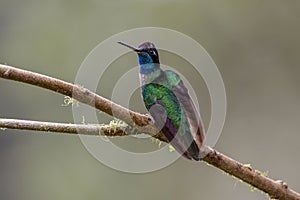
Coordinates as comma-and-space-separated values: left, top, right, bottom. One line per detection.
1, 1, 299, 199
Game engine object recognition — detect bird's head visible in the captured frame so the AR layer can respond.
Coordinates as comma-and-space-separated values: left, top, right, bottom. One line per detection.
118, 41, 160, 74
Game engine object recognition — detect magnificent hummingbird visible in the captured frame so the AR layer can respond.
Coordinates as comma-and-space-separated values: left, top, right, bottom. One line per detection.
118, 41, 205, 161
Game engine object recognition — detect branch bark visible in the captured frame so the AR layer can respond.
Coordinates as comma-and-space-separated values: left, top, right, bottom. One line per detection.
0, 64, 299, 200
0, 118, 129, 137
0, 118, 166, 141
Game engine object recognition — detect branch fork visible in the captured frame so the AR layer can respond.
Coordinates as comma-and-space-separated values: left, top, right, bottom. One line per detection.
0, 64, 299, 200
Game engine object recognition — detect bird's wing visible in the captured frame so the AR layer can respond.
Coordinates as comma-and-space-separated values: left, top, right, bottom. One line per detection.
148, 101, 193, 160
166, 71, 205, 149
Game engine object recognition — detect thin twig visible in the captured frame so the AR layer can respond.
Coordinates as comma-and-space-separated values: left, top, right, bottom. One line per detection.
0, 118, 128, 136
0, 64, 299, 199
0, 118, 165, 141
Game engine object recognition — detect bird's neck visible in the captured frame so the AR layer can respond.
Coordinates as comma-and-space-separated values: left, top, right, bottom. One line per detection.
139, 65, 162, 86
137, 53, 160, 75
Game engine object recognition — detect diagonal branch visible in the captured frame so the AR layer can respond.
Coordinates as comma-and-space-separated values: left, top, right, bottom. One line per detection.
0, 64, 299, 199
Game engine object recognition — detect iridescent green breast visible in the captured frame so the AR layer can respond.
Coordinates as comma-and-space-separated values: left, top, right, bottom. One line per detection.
142, 82, 183, 130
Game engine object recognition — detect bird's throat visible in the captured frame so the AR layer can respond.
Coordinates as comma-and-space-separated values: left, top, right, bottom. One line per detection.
139, 67, 162, 86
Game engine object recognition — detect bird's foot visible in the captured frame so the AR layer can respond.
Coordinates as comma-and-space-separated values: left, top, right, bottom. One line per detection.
145, 114, 155, 124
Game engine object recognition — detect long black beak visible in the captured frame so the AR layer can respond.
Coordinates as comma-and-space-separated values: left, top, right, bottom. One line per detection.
118, 41, 140, 53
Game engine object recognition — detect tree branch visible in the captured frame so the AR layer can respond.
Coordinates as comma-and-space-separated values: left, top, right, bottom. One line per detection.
0, 118, 129, 137
0, 64, 299, 199
0, 64, 166, 141
0, 118, 166, 141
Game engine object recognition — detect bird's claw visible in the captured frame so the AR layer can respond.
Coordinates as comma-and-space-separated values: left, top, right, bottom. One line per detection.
145, 114, 155, 124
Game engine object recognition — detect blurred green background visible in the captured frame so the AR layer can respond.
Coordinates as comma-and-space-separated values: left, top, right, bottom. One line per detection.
1, 0, 300, 199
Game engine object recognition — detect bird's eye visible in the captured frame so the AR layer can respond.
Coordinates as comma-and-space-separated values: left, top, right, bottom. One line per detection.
149, 49, 156, 55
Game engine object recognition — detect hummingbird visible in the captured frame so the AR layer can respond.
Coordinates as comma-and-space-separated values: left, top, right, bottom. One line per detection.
118, 41, 205, 161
